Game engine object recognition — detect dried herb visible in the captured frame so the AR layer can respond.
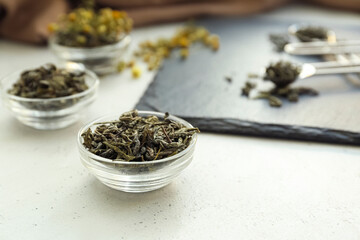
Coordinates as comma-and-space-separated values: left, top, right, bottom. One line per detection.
295, 26, 328, 42
264, 61, 302, 88
8, 63, 88, 99
116, 60, 142, 78
131, 66, 142, 78
133, 24, 220, 71
241, 61, 318, 107
255, 92, 283, 107
225, 76, 232, 83
78, 0, 95, 9
49, 7, 133, 47
81, 110, 200, 161
247, 73, 260, 79
272, 86, 318, 100
241, 82, 256, 97
269, 33, 289, 52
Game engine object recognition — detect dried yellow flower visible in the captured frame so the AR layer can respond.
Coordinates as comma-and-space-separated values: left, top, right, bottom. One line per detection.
116, 61, 126, 72
131, 66, 142, 78
180, 48, 189, 59
134, 23, 220, 71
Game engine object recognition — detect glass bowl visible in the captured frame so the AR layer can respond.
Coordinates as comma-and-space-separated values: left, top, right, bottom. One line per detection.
0, 63, 99, 130
49, 35, 131, 75
77, 111, 198, 193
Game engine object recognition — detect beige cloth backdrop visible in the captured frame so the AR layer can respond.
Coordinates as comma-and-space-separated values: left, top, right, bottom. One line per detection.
0, 0, 359, 44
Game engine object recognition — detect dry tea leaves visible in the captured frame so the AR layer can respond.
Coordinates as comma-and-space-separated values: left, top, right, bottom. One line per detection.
242, 82, 318, 108
82, 110, 200, 161
241, 82, 256, 97
133, 24, 220, 71
269, 33, 290, 52
255, 92, 283, 107
241, 61, 318, 107
295, 26, 328, 42
49, 7, 133, 47
225, 76, 232, 83
264, 61, 302, 88
8, 64, 88, 99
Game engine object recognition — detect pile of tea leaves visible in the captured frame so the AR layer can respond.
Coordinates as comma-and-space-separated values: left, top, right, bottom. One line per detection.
295, 26, 328, 42
264, 61, 301, 88
8, 64, 88, 99
49, 7, 133, 47
241, 61, 318, 107
82, 110, 200, 161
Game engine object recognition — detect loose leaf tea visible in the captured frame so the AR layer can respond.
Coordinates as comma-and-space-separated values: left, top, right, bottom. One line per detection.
241, 82, 256, 97
255, 91, 283, 107
133, 24, 220, 71
82, 110, 200, 161
49, 7, 133, 47
264, 61, 302, 88
241, 61, 318, 107
269, 33, 289, 52
8, 64, 88, 98
225, 76, 232, 83
254, 87, 318, 107
295, 26, 328, 42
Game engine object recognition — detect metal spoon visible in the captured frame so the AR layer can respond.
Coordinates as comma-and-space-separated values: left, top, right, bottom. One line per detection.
285, 24, 360, 55
259, 62, 360, 81
299, 62, 360, 79
287, 24, 360, 83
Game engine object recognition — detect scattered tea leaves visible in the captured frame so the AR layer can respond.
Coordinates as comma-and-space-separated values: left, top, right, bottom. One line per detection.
81, 110, 200, 161
255, 92, 282, 107
247, 73, 260, 79
241, 81, 256, 97
225, 76, 232, 83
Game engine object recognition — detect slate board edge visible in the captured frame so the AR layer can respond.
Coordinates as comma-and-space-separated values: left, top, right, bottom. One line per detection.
135, 100, 360, 146
184, 117, 360, 146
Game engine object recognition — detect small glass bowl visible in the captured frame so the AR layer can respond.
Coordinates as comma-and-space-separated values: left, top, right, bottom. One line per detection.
0, 63, 99, 130
49, 35, 131, 75
77, 111, 198, 193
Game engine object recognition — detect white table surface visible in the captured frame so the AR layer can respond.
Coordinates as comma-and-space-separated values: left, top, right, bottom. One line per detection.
1, 5, 360, 240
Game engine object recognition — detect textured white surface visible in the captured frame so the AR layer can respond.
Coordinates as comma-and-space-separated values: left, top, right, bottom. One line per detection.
1, 5, 360, 240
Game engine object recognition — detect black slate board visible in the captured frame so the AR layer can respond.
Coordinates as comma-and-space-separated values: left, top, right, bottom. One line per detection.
136, 14, 360, 145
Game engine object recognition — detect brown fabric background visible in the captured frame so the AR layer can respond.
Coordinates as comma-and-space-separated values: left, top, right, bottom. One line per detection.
0, 0, 359, 44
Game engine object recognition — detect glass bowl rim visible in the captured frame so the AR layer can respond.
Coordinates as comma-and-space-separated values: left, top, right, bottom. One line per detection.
1, 67, 100, 103
48, 33, 131, 51
77, 110, 198, 165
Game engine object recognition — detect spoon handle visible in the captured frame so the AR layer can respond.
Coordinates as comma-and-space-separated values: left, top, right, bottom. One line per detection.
285, 40, 360, 55
313, 64, 360, 75
300, 62, 360, 79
